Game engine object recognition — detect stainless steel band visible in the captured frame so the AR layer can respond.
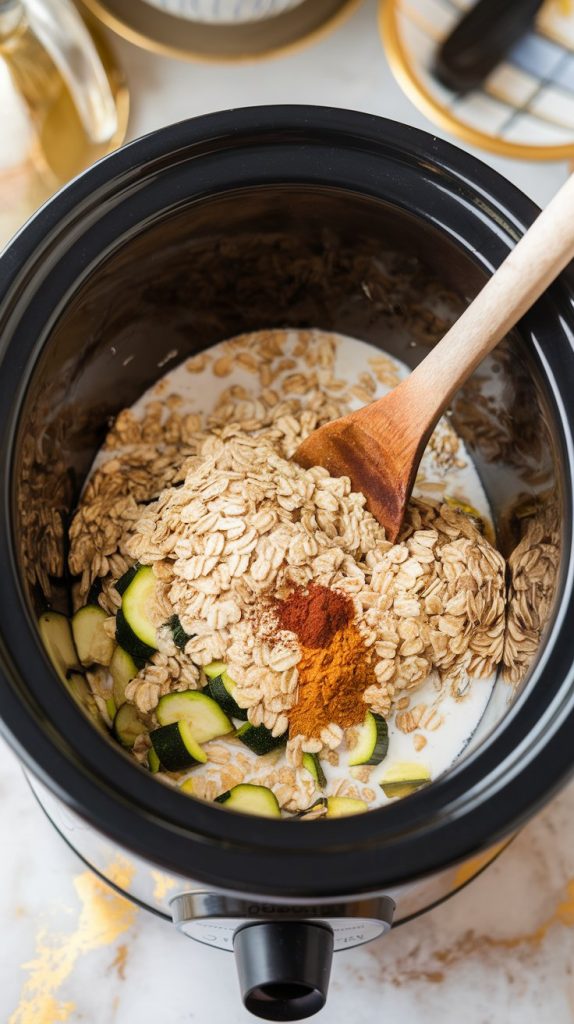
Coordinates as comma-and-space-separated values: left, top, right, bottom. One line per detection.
171, 891, 395, 951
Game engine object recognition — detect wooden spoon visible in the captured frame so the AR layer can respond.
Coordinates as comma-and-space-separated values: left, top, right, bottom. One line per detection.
294, 174, 574, 542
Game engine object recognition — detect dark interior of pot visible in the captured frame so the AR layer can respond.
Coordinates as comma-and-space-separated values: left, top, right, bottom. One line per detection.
15, 184, 562, 775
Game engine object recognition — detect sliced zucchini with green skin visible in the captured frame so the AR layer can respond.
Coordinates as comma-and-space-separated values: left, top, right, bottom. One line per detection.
150, 721, 207, 771
148, 748, 161, 774
72, 605, 115, 667
206, 670, 248, 722
156, 691, 233, 743
66, 671, 96, 714
236, 722, 287, 756
167, 614, 195, 651
348, 712, 389, 767
204, 661, 227, 680
38, 611, 80, 683
115, 607, 155, 668
64, 673, 107, 734
110, 646, 138, 708
302, 753, 327, 788
215, 784, 281, 818
116, 563, 140, 596
121, 566, 158, 649
381, 762, 431, 798
114, 703, 147, 749
326, 797, 368, 818
293, 798, 328, 819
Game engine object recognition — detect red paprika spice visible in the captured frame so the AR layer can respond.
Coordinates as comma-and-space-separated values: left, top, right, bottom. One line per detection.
272, 583, 377, 739
274, 582, 352, 648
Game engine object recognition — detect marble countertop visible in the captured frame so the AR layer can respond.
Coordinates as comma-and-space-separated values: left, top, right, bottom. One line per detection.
2, 1, 574, 1021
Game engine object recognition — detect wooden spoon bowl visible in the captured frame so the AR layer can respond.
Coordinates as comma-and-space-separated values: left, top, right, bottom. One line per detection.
295, 174, 574, 541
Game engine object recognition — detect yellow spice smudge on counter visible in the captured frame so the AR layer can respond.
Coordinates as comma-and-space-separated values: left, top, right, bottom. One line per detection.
9, 862, 136, 1024
110, 943, 129, 981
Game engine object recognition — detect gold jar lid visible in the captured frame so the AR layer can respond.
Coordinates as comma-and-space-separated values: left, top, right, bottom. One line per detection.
79, 0, 363, 63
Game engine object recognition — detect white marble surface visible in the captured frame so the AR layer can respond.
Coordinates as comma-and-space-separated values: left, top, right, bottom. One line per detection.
3, 0, 574, 1021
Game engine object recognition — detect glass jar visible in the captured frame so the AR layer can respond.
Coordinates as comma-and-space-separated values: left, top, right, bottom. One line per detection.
0, 0, 128, 246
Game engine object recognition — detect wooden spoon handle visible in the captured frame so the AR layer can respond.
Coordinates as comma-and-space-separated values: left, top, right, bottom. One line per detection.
400, 173, 574, 438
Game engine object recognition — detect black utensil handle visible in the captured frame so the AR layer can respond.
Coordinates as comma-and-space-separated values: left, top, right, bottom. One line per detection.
434, 0, 545, 94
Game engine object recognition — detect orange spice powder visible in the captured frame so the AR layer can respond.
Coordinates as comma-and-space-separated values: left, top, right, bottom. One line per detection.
289, 621, 377, 739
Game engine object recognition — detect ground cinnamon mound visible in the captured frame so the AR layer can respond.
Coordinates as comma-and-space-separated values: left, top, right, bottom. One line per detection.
289, 622, 377, 739
273, 583, 375, 738
274, 582, 352, 648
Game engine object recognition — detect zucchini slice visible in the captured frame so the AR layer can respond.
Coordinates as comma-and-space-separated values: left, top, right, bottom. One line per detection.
72, 605, 115, 667
110, 646, 138, 708
116, 563, 140, 596
236, 722, 287, 756
348, 712, 389, 767
204, 661, 227, 680
326, 797, 368, 818
114, 703, 147, 749
381, 762, 431, 799
167, 614, 195, 651
150, 721, 207, 771
148, 748, 161, 774
43, 660, 105, 734
121, 566, 158, 649
156, 691, 233, 743
179, 777, 195, 795
293, 798, 328, 819
106, 697, 117, 721
65, 673, 107, 734
216, 784, 281, 818
115, 608, 155, 668
302, 753, 327, 788
66, 671, 97, 716
38, 611, 79, 683
205, 668, 248, 722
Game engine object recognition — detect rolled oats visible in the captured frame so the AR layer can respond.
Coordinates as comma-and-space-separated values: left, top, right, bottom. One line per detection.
68, 328, 509, 815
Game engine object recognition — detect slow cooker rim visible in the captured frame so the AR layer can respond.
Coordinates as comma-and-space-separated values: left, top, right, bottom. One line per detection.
1, 106, 574, 899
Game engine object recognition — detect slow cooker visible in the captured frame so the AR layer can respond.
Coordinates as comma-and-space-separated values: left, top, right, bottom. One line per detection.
0, 107, 573, 1022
